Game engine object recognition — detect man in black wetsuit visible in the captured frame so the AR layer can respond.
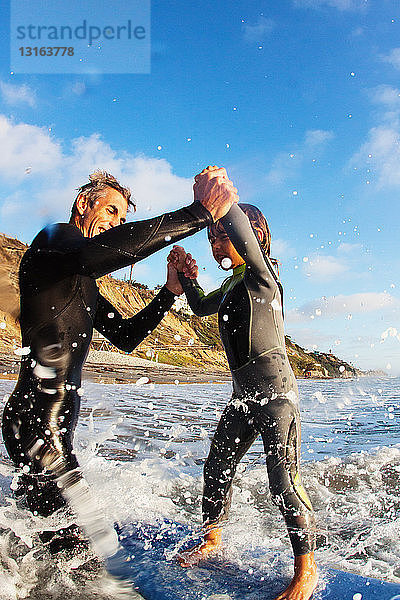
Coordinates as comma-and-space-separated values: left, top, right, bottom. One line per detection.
2, 168, 238, 525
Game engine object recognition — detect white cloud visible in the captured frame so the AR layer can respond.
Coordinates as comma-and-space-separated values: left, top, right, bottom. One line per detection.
352, 125, 400, 187
381, 48, 400, 70
242, 17, 275, 43
56, 135, 193, 218
351, 83, 400, 188
0, 115, 62, 180
304, 129, 335, 147
265, 128, 334, 185
369, 84, 400, 108
271, 238, 295, 259
128, 262, 150, 280
123, 156, 192, 217
293, 0, 368, 10
350, 27, 364, 38
287, 292, 399, 322
0, 115, 194, 229
197, 272, 220, 294
71, 81, 87, 96
303, 254, 348, 281
285, 327, 335, 349
337, 242, 363, 254
0, 81, 36, 107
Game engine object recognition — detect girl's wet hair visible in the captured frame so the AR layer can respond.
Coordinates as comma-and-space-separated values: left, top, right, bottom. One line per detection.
208, 203, 271, 255
208, 203, 280, 275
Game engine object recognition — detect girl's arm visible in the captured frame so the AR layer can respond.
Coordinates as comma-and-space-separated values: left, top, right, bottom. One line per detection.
168, 246, 222, 316
178, 275, 222, 317
220, 204, 279, 284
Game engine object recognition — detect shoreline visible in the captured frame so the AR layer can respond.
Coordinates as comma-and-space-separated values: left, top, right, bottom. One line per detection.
0, 350, 380, 385
0, 350, 232, 385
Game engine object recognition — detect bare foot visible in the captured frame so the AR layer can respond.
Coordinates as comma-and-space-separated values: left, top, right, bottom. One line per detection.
177, 527, 222, 567
274, 553, 318, 600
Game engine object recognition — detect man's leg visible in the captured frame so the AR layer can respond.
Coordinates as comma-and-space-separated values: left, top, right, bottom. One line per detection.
2, 330, 79, 517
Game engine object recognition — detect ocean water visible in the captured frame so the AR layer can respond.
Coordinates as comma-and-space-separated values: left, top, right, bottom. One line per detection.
0, 376, 400, 599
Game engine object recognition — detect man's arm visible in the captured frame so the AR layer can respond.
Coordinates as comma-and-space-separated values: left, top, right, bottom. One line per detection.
74, 203, 213, 279
84, 169, 237, 277
93, 288, 176, 353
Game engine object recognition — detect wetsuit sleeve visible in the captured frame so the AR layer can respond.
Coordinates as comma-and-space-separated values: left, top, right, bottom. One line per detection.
39, 203, 213, 279
177, 274, 222, 316
93, 286, 175, 353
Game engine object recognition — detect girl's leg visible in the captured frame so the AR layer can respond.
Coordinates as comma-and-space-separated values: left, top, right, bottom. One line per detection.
178, 401, 257, 566
202, 402, 258, 526
258, 395, 317, 600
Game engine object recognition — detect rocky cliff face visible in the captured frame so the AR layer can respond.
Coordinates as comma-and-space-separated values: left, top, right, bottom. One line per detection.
0, 233, 24, 349
0, 232, 361, 378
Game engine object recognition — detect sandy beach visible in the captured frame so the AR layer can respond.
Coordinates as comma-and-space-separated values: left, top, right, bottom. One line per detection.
0, 349, 231, 385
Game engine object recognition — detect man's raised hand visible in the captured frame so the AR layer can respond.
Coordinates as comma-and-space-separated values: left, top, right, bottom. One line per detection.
194, 165, 238, 222
168, 245, 187, 272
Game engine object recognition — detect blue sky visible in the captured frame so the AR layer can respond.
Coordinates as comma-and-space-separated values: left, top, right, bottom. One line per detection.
0, 0, 399, 374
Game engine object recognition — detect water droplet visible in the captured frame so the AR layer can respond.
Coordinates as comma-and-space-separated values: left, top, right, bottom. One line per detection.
14, 346, 31, 356
271, 298, 281, 310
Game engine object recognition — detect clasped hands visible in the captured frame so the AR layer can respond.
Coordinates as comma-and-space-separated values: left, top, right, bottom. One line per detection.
166, 165, 236, 292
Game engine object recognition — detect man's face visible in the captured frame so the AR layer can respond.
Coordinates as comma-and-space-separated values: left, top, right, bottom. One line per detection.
77, 187, 128, 238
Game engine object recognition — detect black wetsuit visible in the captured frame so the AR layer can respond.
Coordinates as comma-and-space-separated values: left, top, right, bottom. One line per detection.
2, 202, 212, 517
178, 204, 316, 556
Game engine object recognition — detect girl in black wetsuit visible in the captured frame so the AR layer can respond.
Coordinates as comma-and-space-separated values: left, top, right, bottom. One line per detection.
168, 184, 317, 600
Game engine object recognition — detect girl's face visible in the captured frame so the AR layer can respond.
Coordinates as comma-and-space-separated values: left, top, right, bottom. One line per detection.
208, 226, 244, 270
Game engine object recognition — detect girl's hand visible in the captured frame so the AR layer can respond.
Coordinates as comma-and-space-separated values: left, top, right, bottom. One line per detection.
167, 245, 188, 272
182, 253, 199, 279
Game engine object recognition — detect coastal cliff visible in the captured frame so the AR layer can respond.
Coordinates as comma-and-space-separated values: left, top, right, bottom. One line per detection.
0, 232, 363, 378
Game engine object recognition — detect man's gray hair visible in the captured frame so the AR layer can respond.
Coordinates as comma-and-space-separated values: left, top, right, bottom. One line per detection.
70, 171, 134, 218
